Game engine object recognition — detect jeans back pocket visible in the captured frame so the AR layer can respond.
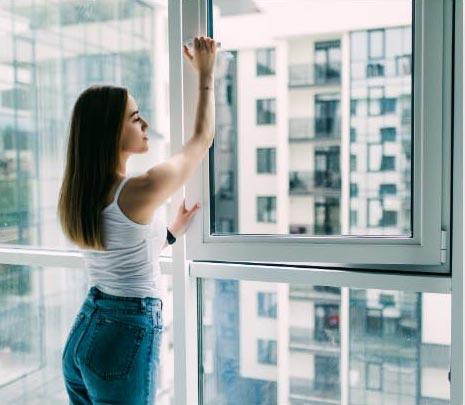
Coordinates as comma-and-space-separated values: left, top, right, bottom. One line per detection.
84, 315, 146, 380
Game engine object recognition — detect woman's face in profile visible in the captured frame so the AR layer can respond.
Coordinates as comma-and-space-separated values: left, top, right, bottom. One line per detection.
119, 94, 149, 154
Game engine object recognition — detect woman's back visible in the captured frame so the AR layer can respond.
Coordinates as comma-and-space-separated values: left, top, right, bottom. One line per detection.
81, 175, 166, 298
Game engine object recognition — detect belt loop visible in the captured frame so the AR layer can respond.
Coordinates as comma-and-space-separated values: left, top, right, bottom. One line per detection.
90, 286, 97, 305
140, 298, 146, 313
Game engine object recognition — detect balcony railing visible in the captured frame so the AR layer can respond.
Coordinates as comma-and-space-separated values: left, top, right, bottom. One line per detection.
290, 377, 340, 404
289, 171, 341, 195
289, 63, 341, 87
289, 117, 341, 142
290, 327, 340, 352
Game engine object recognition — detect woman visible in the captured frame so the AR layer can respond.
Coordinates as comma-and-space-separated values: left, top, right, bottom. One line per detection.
58, 36, 217, 404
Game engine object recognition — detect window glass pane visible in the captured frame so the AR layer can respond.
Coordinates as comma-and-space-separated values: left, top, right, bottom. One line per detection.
201, 277, 451, 404
212, 0, 413, 237
0, 266, 174, 403
257, 48, 276, 76
0, 1, 171, 252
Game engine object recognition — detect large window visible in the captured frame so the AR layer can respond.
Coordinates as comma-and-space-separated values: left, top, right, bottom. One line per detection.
199, 277, 451, 405
0, 1, 173, 402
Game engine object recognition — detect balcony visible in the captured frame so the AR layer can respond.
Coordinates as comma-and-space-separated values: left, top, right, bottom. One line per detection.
290, 327, 340, 353
290, 377, 340, 404
289, 171, 341, 196
289, 63, 341, 87
289, 117, 341, 143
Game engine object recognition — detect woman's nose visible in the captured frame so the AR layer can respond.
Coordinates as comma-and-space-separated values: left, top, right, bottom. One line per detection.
141, 117, 149, 129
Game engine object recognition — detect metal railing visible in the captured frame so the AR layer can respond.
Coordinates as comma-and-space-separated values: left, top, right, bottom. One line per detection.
289, 63, 341, 87
289, 117, 341, 141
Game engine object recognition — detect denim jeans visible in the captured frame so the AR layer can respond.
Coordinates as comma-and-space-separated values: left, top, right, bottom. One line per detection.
62, 286, 164, 404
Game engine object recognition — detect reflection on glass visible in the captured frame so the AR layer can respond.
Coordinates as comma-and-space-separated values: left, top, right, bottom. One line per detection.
0, 1, 173, 403
212, 0, 412, 236
200, 278, 451, 405
0, 1, 170, 250
0, 266, 173, 403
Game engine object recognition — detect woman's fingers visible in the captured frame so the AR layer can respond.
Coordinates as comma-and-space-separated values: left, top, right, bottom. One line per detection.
183, 45, 193, 61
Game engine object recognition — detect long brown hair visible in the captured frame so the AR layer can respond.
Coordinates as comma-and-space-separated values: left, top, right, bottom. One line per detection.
57, 85, 128, 251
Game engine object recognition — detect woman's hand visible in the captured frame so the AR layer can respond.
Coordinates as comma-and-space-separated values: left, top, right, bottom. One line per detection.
183, 36, 218, 77
168, 198, 201, 239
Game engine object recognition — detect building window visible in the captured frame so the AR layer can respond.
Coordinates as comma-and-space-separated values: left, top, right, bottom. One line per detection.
350, 183, 358, 197
256, 48, 275, 76
381, 210, 398, 227
257, 196, 276, 223
350, 99, 357, 116
257, 339, 277, 365
366, 62, 385, 78
396, 54, 412, 76
380, 127, 396, 142
366, 308, 383, 336
314, 197, 340, 235
350, 127, 357, 142
257, 292, 277, 318
379, 184, 397, 197
381, 97, 397, 114
350, 154, 357, 172
218, 171, 233, 198
368, 29, 385, 59
366, 362, 383, 391
256, 99, 276, 125
314, 304, 340, 342
218, 218, 234, 233
314, 355, 340, 391
380, 156, 396, 171
314, 40, 341, 84
257, 148, 276, 174
350, 210, 358, 227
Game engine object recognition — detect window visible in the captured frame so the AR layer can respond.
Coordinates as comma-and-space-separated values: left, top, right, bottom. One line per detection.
257, 292, 277, 318
350, 154, 357, 171
256, 48, 276, 76
257, 339, 277, 365
381, 97, 397, 114
368, 29, 385, 59
257, 148, 276, 174
314, 40, 341, 84
257, 196, 277, 223
314, 304, 340, 342
366, 362, 383, 391
381, 210, 398, 227
350, 99, 357, 116
396, 54, 412, 76
350, 210, 358, 227
350, 183, 358, 197
380, 156, 396, 171
256, 99, 276, 125
380, 127, 396, 142
218, 171, 234, 198
189, 0, 449, 266
366, 62, 385, 78
350, 127, 357, 142
379, 184, 397, 197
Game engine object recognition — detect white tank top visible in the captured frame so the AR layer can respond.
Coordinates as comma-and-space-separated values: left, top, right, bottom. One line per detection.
81, 175, 166, 298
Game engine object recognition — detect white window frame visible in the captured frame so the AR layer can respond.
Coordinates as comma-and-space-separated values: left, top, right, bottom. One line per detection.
183, 0, 452, 270
168, 0, 461, 404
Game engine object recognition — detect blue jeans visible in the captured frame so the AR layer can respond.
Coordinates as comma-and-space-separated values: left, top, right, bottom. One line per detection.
62, 286, 164, 404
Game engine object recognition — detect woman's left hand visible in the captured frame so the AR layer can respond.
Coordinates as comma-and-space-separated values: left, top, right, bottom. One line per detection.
168, 198, 201, 238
